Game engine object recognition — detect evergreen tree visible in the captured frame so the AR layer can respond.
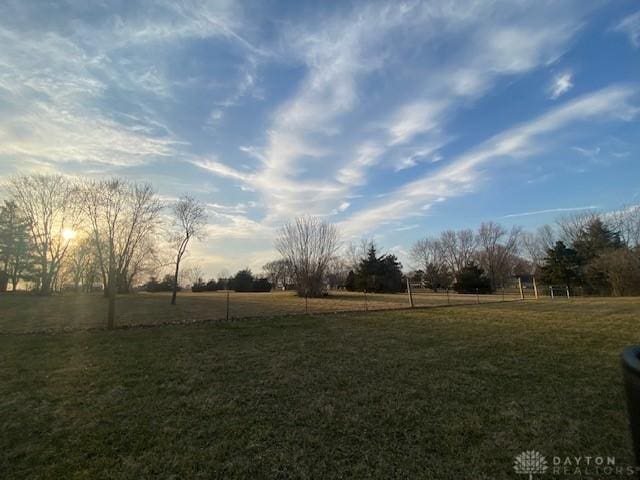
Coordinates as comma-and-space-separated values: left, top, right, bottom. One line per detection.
539, 241, 581, 288
344, 270, 356, 291
355, 245, 404, 293
229, 269, 254, 292
453, 262, 492, 294
0, 200, 34, 291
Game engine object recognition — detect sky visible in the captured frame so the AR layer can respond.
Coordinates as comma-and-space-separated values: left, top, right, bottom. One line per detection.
0, 0, 639, 276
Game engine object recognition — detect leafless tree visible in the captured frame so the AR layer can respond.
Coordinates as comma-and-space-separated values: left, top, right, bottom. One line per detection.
169, 196, 206, 305
591, 248, 640, 296
5, 174, 81, 294
81, 179, 129, 327
439, 229, 476, 274
326, 256, 349, 289
275, 216, 340, 297
114, 183, 163, 293
63, 237, 100, 292
262, 259, 292, 289
521, 224, 556, 269
557, 211, 599, 245
345, 238, 372, 271
476, 222, 521, 290
410, 236, 450, 289
80, 179, 162, 326
609, 204, 640, 247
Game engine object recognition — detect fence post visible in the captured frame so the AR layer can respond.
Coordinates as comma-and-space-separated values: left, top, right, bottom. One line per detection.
406, 278, 414, 308
517, 277, 524, 300
550, 286, 554, 300
446, 288, 450, 305
533, 276, 539, 300
501, 284, 505, 302
305, 294, 308, 314
566, 285, 570, 299
364, 290, 368, 312
476, 288, 480, 304
226, 290, 230, 321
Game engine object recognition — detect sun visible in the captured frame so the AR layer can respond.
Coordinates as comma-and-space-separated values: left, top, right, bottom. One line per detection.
61, 228, 77, 241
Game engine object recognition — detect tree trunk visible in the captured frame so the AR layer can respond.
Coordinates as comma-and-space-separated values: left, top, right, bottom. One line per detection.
171, 260, 180, 305
107, 255, 116, 329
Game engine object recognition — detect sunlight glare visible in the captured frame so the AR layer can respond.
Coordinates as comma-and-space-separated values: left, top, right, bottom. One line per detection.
62, 228, 77, 241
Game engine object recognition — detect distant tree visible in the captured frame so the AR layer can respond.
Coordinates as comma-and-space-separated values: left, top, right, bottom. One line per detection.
476, 222, 521, 291
410, 236, 450, 291
522, 224, 556, 270
169, 196, 206, 305
439, 229, 476, 274
556, 211, 600, 246
262, 259, 290, 289
573, 218, 623, 260
230, 269, 254, 292
609, 205, 640, 248
0, 200, 34, 291
275, 216, 340, 297
573, 218, 623, 294
6, 174, 81, 295
355, 244, 404, 293
591, 248, 640, 297
191, 277, 207, 292
539, 241, 581, 288
344, 270, 356, 291
145, 274, 178, 292
453, 262, 492, 294
252, 277, 272, 292
64, 238, 100, 292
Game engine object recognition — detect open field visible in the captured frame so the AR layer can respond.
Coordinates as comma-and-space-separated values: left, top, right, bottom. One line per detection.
0, 290, 523, 333
1, 298, 639, 479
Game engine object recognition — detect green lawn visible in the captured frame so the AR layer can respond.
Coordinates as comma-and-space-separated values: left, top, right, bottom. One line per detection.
1, 298, 639, 479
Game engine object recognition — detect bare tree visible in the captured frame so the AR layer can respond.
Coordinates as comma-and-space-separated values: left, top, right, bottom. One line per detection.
345, 239, 372, 271
262, 259, 292, 289
169, 196, 206, 305
63, 237, 98, 292
522, 224, 556, 269
81, 179, 130, 328
275, 216, 340, 297
114, 183, 163, 293
439, 229, 476, 274
5, 174, 81, 294
410, 236, 450, 289
609, 204, 640, 247
476, 222, 521, 290
557, 211, 599, 245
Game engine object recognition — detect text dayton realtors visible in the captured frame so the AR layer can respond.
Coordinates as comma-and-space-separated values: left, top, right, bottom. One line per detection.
551, 455, 639, 476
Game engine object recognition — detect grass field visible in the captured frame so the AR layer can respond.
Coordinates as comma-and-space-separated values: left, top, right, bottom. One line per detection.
0, 289, 522, 333
1, 297, 639, 478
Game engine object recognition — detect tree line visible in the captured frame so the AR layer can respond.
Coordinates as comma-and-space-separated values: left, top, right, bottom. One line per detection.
406, 210, 640, 296
0, 174, 206, 327
2, 174, 639, 310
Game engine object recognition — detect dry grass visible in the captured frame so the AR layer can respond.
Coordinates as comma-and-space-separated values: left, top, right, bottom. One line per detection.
0, 289, 522, 333
1, 298, 639, 478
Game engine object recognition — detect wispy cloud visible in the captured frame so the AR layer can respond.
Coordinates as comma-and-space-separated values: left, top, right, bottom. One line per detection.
549, 72, 574, 99
502, 206, 598, 218
340, 85, 638, 236
613, 10, 640, 48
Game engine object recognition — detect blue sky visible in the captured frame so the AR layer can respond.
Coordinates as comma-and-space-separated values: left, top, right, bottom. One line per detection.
0, 0, 639, 275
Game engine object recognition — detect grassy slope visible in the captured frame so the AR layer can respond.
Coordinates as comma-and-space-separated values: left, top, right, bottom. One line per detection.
1, 299, 639, 479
